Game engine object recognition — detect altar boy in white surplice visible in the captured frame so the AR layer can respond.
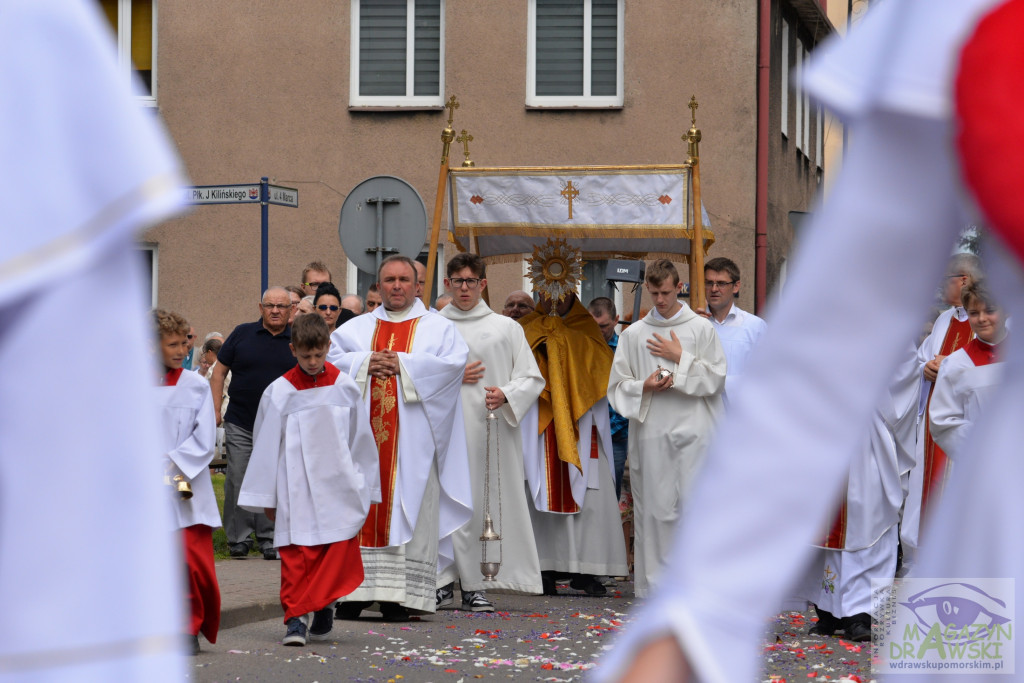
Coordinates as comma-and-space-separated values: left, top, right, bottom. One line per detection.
608, 259, 726, 598
930, 279, 1007, 463
153, 310, 221, 655
437, 253, 546, 612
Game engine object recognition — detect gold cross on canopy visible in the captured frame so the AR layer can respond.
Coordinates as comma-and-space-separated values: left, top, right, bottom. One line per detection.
457, 129, 474, 166
561, 180, 580, 220
688, 95, 699, 125
445, 96, 460, 126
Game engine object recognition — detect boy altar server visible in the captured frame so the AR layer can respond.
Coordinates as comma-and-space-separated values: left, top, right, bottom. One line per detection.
607, 259, 726, 598
153, 310, 221, 655
437, 253, 546, 611
930, 279, 1007, 460
328, 255, 472, 621
239, 314, 380, 646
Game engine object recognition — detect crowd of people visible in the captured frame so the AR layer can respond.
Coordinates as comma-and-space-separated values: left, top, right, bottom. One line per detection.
155, 246, 1002, 658
156, 251, 757, 649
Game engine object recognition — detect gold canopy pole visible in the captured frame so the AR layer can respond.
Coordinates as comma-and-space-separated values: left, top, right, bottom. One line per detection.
684, 95, 705, 309
456, 128, 490, 304
424, 95, 459, 307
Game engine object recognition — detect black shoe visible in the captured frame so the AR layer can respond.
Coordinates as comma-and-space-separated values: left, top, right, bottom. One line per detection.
809, 606, 839, 637
262, 546, 278, 560
309, 605, 334, 640
336, 601, 370, 620
229, 541, 252, 558
186, 634, 200, 655
379, 602, 410, 622
542, 571, 559, 596
844, 620, 872, 642
808, 622, 836, 636
569, 575, 607, 596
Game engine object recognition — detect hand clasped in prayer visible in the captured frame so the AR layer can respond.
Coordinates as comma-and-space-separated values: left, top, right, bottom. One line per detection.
369, 350, 400, 379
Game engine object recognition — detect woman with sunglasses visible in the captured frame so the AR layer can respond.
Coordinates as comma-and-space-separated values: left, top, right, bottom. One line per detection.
314, 282, 343, 329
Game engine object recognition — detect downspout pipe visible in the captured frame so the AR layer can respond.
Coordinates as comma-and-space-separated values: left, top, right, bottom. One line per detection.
755, 0, 771, 313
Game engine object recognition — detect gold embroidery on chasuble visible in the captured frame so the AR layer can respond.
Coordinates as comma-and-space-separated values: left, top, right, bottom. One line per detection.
360, 318, 420, 548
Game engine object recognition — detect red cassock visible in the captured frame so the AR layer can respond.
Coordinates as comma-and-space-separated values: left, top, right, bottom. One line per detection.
182, 525, 220, 641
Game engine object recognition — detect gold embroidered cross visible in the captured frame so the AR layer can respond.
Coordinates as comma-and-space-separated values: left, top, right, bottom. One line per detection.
387, 333, 396, 350
561, 180, 579, 220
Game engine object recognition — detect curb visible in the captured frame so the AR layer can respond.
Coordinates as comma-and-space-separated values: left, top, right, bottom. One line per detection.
220, 600, 283, 631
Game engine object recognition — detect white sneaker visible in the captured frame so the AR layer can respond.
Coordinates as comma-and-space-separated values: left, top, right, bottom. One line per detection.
461, 590, 494, 613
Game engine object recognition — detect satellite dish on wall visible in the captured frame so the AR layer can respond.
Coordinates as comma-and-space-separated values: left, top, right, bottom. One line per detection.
338, 176, 428, 274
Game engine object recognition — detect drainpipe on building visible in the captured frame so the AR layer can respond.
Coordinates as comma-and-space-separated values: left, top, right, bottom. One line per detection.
755, 0, 771, 314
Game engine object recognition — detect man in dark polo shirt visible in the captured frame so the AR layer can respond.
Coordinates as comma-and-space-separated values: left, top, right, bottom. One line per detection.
211, 286, 296, 559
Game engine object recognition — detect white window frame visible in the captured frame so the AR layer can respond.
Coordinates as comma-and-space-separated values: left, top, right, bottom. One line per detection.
138, 242, 159, 308
795, 45, 803, 153
526, 0, 624, 108
816, 107, 824, 169
349, 0, 446, 108
781, 19, 789, 138
802, 45, 811, 155
108, 0, 158, 107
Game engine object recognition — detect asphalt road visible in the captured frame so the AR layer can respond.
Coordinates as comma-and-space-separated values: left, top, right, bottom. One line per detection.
189, 582, 874, 682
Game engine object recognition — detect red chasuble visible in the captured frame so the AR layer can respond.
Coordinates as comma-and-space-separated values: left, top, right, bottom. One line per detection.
921, 316, 972, 519
823, 491, 849, 549
359, 318, 420, 547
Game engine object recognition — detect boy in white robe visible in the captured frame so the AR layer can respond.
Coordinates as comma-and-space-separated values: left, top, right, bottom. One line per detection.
239, 314, 380, 646
327, 255, 472, 621
437, 253, 546, 611
930, 280, 1007, 461
153, 310, 221, 655
607, 259, 726, 598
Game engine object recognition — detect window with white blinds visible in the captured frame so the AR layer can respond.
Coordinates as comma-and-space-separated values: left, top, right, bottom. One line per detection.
350, 0, 444, 107
527, 0, 623, 107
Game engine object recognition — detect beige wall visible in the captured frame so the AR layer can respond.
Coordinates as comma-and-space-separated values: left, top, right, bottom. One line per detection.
147, 1, 802, 337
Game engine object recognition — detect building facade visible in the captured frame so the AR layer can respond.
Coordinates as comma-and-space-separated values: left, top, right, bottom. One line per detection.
104, 0, 845, 336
